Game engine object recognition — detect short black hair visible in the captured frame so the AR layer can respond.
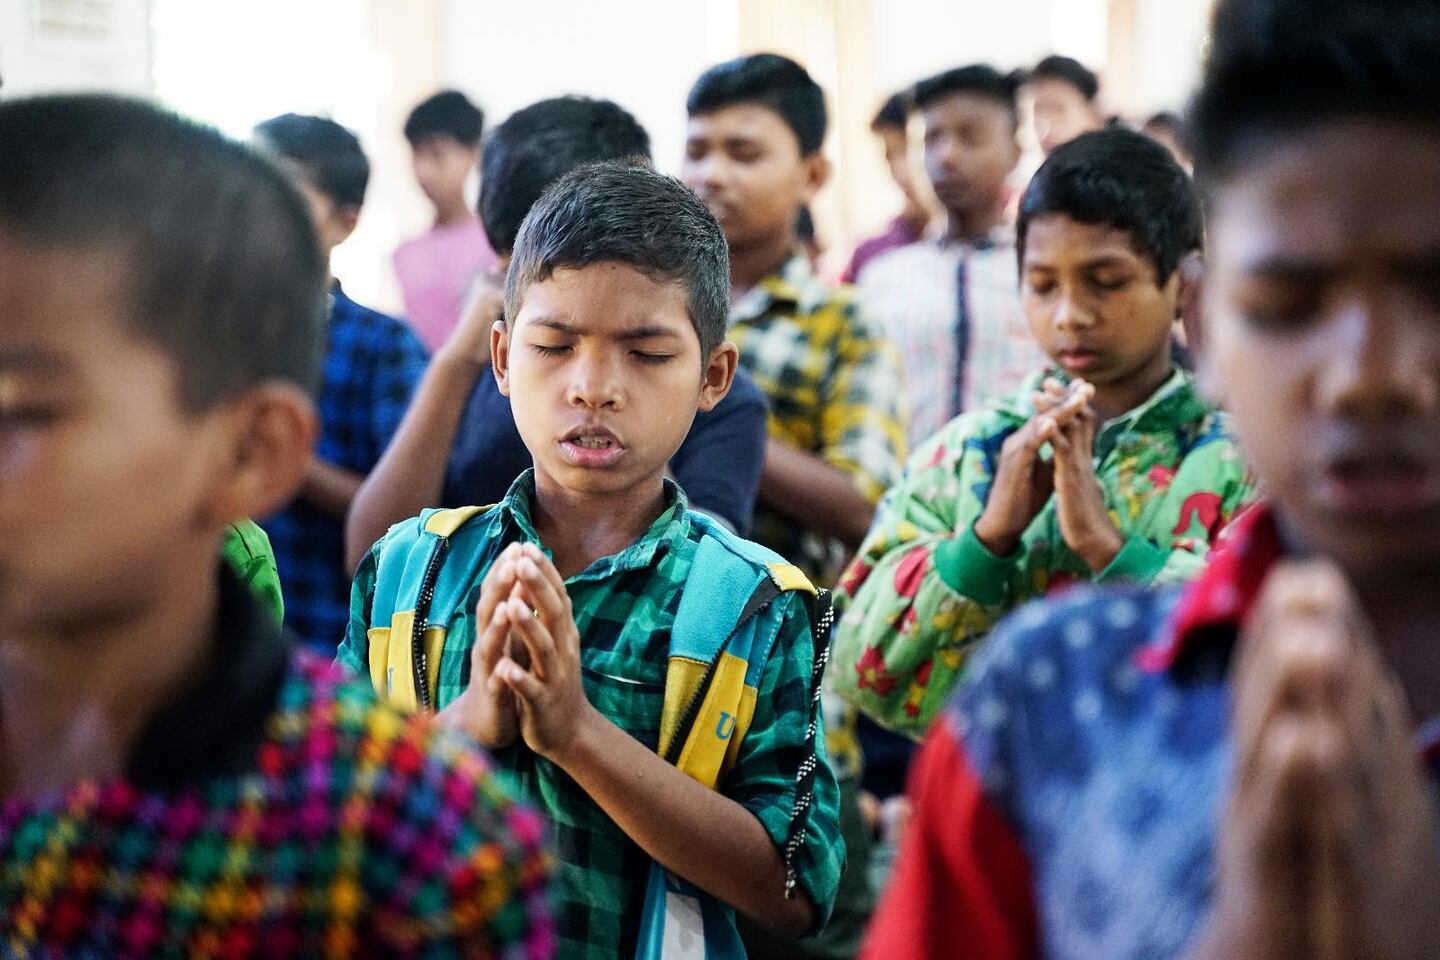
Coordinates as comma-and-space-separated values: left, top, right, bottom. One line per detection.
1028, 55, 1100, 102
1017, 127, 1203, 283
1190, 0, 1440, 182
913, 65, 1024, 131
687, 53, 827, 156
253, 112, 369, 210
404, 90, 484, 148
872, 90, 912, 131
481, 96, 651, 256
0, 94, 327, 409
505, 161, 730, 358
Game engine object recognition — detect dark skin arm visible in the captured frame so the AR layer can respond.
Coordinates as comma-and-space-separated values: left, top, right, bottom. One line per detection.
343, 275, 502, 573
445, 544, 816, 938
758, 439, 874, 550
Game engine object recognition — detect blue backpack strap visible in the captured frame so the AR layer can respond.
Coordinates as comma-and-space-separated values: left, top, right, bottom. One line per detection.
365, 505, 497, 712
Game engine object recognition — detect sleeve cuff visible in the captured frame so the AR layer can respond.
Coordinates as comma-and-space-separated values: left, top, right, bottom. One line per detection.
1095, 537, 1169, 585
932, 524, 1020, 606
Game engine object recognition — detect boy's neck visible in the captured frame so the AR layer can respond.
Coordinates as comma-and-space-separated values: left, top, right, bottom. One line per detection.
1089, 349, 1174, 423
942, 201, 1004, 246
433, 197, 473, 229
729, 230, 797, 301
0, 560, 218, 796
530, 472, 670, 579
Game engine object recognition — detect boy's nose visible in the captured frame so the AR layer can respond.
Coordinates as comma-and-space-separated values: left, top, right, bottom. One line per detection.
566, 360, 625, 410
1053, 291, 1095, 331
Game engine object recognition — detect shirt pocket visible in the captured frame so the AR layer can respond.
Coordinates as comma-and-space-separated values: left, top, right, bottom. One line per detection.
580, 649, 667, 753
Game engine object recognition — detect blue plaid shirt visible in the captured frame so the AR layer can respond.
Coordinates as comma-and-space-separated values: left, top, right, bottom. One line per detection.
263, 282, 427, 650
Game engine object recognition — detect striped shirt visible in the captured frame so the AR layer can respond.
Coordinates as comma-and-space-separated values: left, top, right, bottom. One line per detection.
857, 233, 1044, 448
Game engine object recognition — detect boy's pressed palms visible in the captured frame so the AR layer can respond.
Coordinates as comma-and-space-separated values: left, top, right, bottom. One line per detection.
439, 543, 528, 748
1192, 563, 1440, 960
493, 544, 596, 762
973, 381, 1093, 557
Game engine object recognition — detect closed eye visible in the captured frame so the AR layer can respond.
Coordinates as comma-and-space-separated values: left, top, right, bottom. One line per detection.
531, 343, 570, 357
631, 351, 674, 365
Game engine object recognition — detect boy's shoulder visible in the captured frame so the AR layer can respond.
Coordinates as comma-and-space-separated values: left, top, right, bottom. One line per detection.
857, 236, 950, 287
329, 285, 426, 352
948, 583, 1184, 771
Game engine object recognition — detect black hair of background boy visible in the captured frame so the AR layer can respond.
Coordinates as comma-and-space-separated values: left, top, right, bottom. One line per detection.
253, 113, 370, 211
913, 64, 1024, 131
504, 161, 730, 358
480, 96, 651, 257
0, 94, 328, 406
1027, 55, 1100, 103
1016, 127, 1202, 283
871, 89, 912, 132
1189, 0, 1440, 183
403, 90, 484, 149
687, 53, 827, 157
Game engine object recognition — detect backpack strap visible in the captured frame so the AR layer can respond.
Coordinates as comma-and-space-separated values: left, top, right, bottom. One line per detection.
366, 505, 496, 713
660, 513, 833, 899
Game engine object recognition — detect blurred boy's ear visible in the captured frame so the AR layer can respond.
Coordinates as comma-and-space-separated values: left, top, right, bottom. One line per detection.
1176, 251, 1206, 355
698, 341, 739, 413
801, 153, 832, 201
1175, 252, 1222, 402
205, 384, 319, 527
333, 205, 361, 247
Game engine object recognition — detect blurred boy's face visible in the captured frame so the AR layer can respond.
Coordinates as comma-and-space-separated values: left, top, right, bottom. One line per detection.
410, 135, 478, 210
1022, 214, 1181, 407
268, 157, 357, 259
1206, 118, 1440, 578
682, 105, 827, 256
921, 93, 1020, 223
493, 263, 736, 500
0, 238, 309, 636
1028, 79, 1100, 156
878, 125, 922, 211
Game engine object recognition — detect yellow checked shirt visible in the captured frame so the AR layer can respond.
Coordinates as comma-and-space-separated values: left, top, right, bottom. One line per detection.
729, 253, 909, 589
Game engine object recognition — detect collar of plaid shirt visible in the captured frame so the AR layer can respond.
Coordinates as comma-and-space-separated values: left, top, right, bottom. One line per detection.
730, 251, 833, 324
494, 469, 691, 580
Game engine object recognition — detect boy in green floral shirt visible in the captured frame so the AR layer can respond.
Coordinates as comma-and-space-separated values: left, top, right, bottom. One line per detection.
832, 128, 1256, 736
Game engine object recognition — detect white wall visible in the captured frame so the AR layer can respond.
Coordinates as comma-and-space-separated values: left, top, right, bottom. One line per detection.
442, 0, 739, 180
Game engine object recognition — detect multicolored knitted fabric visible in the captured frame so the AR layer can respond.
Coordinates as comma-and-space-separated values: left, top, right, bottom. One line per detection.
0, 654, 556, 959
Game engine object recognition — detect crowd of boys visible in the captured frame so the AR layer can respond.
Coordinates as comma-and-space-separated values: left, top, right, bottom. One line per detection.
0, 0, 1434, 956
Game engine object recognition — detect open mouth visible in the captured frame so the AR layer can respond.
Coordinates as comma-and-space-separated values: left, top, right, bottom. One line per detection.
559, 426, 626, 468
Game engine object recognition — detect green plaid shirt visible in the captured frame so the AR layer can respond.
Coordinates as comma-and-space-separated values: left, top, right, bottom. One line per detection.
341, 472, 844, 959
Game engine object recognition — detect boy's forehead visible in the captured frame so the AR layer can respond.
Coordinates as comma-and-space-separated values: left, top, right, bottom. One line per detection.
517, 264, 693, 332
1211, 119, 1440, 268
923, 92, 1012, 129
688, 105, 799, 150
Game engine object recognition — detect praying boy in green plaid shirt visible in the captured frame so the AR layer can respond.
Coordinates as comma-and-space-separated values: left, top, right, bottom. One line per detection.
342, 162, 843, 959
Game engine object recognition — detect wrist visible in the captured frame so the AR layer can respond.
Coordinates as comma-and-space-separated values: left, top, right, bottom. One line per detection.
973, 513, 1021, 558
543, 702, 606, 770
1076, 526, 1125, 574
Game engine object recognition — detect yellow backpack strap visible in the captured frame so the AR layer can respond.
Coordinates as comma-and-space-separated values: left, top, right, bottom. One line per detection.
424, 505, 490, 538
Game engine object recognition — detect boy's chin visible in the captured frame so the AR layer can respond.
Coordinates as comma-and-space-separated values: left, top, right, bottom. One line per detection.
537, 459, 668, 498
